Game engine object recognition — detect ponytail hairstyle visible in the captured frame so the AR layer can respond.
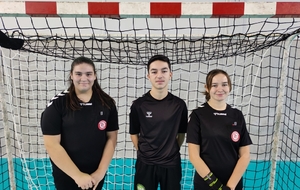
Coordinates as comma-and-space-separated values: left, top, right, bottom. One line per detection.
67, 56, 115, 111
203, 69, 232, 101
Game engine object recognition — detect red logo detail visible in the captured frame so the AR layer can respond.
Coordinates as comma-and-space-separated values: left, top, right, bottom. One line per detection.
231, 131, 240, 142
98, 120, 107, 130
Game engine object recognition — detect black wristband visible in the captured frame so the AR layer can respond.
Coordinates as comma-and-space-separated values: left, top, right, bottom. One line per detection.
203, 172, 226, 190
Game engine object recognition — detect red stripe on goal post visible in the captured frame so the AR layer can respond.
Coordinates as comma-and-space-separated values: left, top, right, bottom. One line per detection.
88, 2, 119, 18
275, 2, 300, 18
25, 2, 57, 16
3, 1, 299, 18
150, 2, 181, 18
212, 2, 244, 18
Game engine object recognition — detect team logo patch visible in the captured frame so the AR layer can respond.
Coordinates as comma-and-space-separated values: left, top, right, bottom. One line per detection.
137, 184, 145, 190
98, 120, 107, 130
231, 131, 240, 142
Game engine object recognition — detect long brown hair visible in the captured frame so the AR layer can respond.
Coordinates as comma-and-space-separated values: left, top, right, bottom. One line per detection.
67, 56, 115, 110
204, 69, 232, 101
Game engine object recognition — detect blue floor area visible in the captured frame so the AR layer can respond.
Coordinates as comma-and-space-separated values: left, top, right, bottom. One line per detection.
0, 158, 299, 190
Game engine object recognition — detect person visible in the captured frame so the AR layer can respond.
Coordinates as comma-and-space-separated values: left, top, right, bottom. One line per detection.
187, 69, 252, 190
129, 54, 188, 190
40, 56, 119, 190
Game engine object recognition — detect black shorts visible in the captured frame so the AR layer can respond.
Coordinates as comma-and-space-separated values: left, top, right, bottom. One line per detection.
134, 159, 182, 190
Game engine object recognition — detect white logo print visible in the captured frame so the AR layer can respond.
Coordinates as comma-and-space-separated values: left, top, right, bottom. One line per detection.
213, 112, 227, 116
47, 101, 53, 107
47, 90, 69, 107
79, 103, 92, 106
146, 112, 152, 118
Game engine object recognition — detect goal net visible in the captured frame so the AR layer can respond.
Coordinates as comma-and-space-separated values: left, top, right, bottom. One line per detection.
0, 2, 300, 190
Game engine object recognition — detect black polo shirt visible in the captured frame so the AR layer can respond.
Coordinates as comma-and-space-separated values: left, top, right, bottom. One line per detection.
130, 91, 188, 166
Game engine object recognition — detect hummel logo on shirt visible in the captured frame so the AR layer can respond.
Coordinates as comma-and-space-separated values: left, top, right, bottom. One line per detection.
47, 101, 53, 107
213, 112, 227, 116
146, 111, 152, 118
80, 103, 92, 106
47, 90, 68, 107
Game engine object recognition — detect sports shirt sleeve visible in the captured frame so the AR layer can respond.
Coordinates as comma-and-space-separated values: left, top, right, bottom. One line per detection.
178, 100, 188, 133
186, 110, 201, 145
129, 101, 140, 134
106, 103, 119, 131
238, 111, 252, 146
40, 97, 63, 135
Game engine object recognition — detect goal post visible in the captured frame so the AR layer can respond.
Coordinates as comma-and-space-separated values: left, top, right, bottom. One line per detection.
269, 33, 298, 190
0, 54, 16, 190
0, 1, 300, 190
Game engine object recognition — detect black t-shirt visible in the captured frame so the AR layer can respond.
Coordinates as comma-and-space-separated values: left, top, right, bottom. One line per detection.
41, 90, 119, 177
186, 102, 252, 189
129, 91, 188, 166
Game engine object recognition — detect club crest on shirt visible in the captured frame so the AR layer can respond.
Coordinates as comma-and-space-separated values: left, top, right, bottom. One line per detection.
231, 131, 240, 142
98, 120, 107, 130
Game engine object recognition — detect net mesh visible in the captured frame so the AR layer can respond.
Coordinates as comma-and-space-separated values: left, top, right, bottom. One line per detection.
0, 16, 300, 190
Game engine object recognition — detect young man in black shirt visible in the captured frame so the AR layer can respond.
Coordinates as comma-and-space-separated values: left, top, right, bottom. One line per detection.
129, 55, 188, 190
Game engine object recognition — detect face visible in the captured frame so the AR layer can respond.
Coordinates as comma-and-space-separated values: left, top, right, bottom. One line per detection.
206, 73, 230, 103
147, 60, 172, 91
70, 63, 96, 94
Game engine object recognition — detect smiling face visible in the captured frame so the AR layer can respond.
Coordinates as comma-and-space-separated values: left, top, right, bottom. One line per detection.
147, 60, 172, 92
206, 73, 231, 103
70, 63, 96, 94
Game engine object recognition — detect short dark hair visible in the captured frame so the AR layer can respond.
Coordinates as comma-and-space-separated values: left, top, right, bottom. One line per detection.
147, 55, 171, 72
